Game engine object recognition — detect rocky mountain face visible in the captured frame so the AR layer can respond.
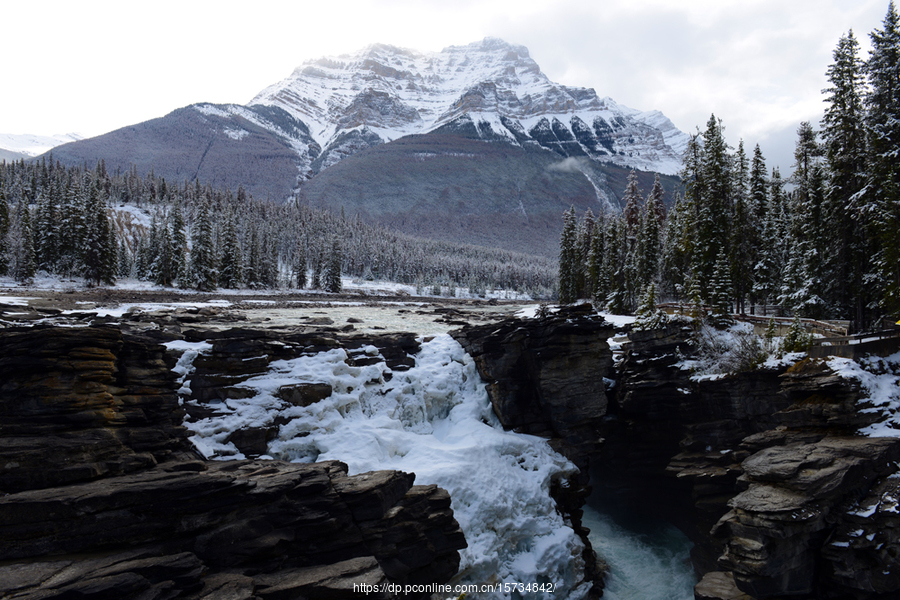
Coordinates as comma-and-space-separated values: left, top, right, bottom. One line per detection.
251, 38, 688, 178
42, 38, 686, 258
0, 325, 465, 600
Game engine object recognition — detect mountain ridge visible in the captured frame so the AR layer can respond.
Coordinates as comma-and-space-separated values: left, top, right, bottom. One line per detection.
250, 37, 689, 179
32, 38, 687, 258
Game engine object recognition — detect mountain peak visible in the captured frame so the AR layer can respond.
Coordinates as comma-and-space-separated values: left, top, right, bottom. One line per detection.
250, 39, 688, 175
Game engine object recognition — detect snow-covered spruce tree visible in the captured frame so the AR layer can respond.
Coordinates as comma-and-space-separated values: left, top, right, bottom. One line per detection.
747, 145, 768, 310
577, 208, 595, 299
633, 283, 668, 331
170, 204, 188, 287
558, 206, 579, 304
294, 235, 308, 289
821, 30, 867, 324
753, 169, 787, 314
696, 115, 733, 301
6, 202, 35, 283
189, 201, 217, 291
709, 251, 735, 328
636, 183, 662, 293
34, 191, 58, 272
0, 190, 9, 275
729, 141, 753, 314
82, 179, 116, 286
586, 212, 604, 303
866, 2, 900, 319
660, 192, 690, 302
151, 219, 175, 287
117, 238, 132, 279
218, 210, 242, 289
781, 315, 812, 354
781, 123, 828, 317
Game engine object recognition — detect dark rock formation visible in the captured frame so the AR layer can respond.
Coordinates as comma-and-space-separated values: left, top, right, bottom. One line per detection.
717, 436, 900, 598
606, 322, 900, 600
451, 303, 614, 473
452, 303, 615, 599
0, 326, 187, 492
0, 325, 465, 600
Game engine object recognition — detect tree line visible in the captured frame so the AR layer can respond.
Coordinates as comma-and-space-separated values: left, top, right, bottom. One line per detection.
559, 2, 900, 330
0, 159, 556, 297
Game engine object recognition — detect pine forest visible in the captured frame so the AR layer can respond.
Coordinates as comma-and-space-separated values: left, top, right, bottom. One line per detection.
559, 3, 900, 331
0, 160, 556, 298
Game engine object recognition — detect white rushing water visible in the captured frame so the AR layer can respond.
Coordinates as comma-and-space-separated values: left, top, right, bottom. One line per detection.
178, 329, 699, 599
582, 493, 696, 600
181, 333, 590, 599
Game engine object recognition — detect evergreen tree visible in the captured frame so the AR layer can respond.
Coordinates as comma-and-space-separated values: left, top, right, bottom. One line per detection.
34, 191, 58, 272
660, 192, 691, 302
189, 201, 217, 291
586, 212, 604, 302
752, 169, 786, 313
558, 206, 579, 304
866, 2, 900, 319
747, 144, 768, 311
294, 235, 308, 289
637, 183, 662, 291
325, 238, 343, 293
709, 251, 734, 328
0, 191, 9, 275
218, 211, 242, 288
170, 204, 188, 287
577, 208, 595, 298
6, 202, 35, 283
729, 141, 753, 313
695, 115, 733, 300
82, 179, 116, 286
633, 283, 668, 331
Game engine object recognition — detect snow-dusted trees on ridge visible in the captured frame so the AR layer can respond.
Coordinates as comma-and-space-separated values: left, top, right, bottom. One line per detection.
557, 2, 900, 329
0, 156, 556, 297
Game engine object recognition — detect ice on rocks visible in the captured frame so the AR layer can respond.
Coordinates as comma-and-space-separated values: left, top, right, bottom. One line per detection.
181, 333, 586, 598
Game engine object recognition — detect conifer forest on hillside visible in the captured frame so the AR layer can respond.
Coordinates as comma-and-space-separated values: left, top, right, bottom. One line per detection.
559, 3, 900, 331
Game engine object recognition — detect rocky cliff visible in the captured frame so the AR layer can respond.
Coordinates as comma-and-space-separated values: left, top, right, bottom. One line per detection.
0, 325, 465, 600
452, 303, 616, 599
604, 323, 900, 600
454, 311, 900, 599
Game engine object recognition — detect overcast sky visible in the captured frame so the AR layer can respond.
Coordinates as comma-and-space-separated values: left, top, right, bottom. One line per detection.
1, 0, 891, 171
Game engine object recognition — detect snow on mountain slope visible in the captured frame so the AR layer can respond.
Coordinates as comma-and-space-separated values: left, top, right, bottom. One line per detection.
0, 132, 84, 157
249, 38, 689, 175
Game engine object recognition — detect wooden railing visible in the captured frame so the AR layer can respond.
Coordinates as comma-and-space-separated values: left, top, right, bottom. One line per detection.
808, 328, 900, 359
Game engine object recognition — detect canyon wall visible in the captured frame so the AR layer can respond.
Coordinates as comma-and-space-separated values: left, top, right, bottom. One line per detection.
0, 325, 464, 600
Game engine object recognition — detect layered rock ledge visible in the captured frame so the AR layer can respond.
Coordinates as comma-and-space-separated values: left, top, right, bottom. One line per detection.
608, 322, 900, 600
0, 325, 465, 599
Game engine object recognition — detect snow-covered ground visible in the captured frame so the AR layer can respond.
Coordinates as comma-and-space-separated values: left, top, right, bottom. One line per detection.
179, 334, 591, 599
828, 351, 900, 438
0, 271, 532, 303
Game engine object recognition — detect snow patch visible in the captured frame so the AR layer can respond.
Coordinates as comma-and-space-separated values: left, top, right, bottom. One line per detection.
827, 352, 900, 438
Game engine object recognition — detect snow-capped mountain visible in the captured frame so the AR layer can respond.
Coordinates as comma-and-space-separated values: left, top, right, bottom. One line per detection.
249, 38, 688, 177
0, 133, 84, 158
42, 38, 688, 258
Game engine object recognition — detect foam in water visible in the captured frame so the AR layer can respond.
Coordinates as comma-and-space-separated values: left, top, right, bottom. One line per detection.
582, 492, 696, 600
182, 333, 591, 598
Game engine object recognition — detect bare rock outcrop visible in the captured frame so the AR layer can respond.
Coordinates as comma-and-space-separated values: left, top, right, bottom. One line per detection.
0, 325, 465, 600
610, 323, 900, 600
451, 303, 614, 473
